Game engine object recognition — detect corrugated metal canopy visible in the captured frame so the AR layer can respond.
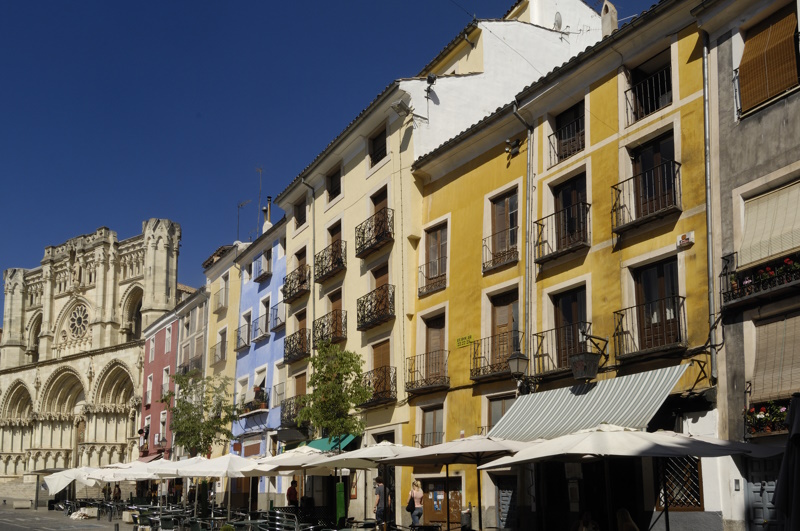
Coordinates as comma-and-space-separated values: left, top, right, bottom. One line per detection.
488, 365, 687, 442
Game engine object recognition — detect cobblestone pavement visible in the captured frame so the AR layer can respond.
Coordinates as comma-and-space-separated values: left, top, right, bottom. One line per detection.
0, 501, 134, 531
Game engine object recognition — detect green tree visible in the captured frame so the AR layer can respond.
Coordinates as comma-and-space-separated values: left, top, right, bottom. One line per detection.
296, 342, 373, 447
161, 371, 240, 457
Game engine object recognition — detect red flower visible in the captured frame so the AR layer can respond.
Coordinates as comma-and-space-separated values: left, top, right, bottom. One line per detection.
785, 258, 793, 265
760, 407, 767, 413
749, 407, 756, 413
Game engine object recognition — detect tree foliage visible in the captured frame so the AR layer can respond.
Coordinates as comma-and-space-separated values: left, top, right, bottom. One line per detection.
161, 371, 240, 457
296, 342, 372, 444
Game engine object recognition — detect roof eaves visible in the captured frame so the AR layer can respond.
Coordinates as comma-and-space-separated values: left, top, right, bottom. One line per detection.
201, 244, 234, 270
416, 20, 479, 77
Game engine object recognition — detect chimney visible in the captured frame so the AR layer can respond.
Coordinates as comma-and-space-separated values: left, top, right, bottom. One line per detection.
601, 1, 618, 38
262, 196, 273, 234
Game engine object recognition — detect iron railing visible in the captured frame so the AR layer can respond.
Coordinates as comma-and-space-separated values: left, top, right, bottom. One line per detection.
355, 207, 394, 258
612, 161, 681, 233
625, 66, 672, 125
313, 310, 347, 347
253, 253, 272, 282
406, 350, 449, 394
243, 389, 269, 413
213, 286, 228, 312
483, 227, 519, 272
211, 339, 227, 364
359, 366, 397, 408
315, 241, 347, 283
284, 329, 312, 364
357, 284, 395, 331
282, 265, 311, 303
418, 258, 447, 296
280, 395, 304, 427
549, 116, 585, 166
270, 301, 286, 330
471, 330, 524, 381
533, 202, 591, 264
252, 313, 269, 342
720, 251, 800, 308
235, 323, 251, 351
177, 355, 203, 375
613, 296, 687, 358
272, 382, 285, 408
413, 432, 445, 448
532, 322, 601, 374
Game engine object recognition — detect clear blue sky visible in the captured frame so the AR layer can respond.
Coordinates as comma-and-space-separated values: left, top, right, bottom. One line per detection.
0, 0, 647, 323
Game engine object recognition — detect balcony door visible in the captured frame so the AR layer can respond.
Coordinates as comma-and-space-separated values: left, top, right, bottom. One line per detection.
554, 174, 587, 250
295, 373, 306, 397
635, 258, 679, 350
426, 224, 447, 280
329, 221, 342, 257
329, 290, 342, 337
295, 248, 307, 284
372, 339, 391, 397
492, 190, 518, 257
372, 263, 390, 315
296, 309, 308, 352
372, 187, 387, 214
422, 406, 443, 447
553, 286, 586, 368
633, 134, 675, 217
491, 290, 519, 366
425, 315, 445, 379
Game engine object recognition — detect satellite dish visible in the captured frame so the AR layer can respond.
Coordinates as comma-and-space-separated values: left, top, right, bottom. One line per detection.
554, 12, 563, 31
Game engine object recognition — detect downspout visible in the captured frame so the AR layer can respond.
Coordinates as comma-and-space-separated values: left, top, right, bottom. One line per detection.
702, 31, 718, 382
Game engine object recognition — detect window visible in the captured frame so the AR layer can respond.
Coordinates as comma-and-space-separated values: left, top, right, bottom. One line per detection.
162, 367, 170, 398
146, 375, 153, 405
739, 181, 800, 267
737, 5, 799, 115
488, 395, 516, 430
423, 315, 446, 380
752, 312, 800, 403
372, 187, 388, 214
369, 127, 387, 167
553, 173, 588, 251
422, 224, 447, 292
244, 261, 252, 282
236, 376, 249, 405
294, 198, 307, 227
421, 406, 444, 447
148, 337, 155, 362
634, 257, 680, 350
550, 101, 585, 165
295, 372, 307, 397
553, 287, 587, 367
165, 327, 171, 353
159, 411, 167, 442
632, 134, 677, 219
327, 167, 342, 200
491, 190, 518, 259
626, 49, 672, 124
490, 290, 520, 364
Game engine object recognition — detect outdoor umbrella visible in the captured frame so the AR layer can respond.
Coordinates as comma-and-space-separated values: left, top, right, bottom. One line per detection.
253, 445, 330, 474
381, 435, 528, 531
177, 453, 261, 521
43, 466, 99, 496
147, 456, 209, 516
775, 392, 800, 529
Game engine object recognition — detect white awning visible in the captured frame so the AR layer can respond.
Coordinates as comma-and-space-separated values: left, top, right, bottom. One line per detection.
488, 364, 687, 441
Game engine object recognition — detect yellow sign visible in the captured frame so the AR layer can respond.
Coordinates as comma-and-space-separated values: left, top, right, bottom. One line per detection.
456, 335, 473, 348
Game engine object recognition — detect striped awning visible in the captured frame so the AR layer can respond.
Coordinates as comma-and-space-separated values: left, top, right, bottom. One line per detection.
488, 364, 687, 442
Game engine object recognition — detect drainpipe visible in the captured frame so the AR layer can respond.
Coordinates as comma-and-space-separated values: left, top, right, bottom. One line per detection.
300, 179, 316, 336
702, 31, 718, 382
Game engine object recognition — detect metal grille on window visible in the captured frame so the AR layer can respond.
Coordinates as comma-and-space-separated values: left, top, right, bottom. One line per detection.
656, 456, 704, 511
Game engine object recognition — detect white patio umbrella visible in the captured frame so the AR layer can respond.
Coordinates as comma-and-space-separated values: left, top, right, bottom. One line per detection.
314, 440, 421, 470
43, 466, 99, 496
253, 445, 332, 475
176, 453, 261, 521
146, 456, 209, 516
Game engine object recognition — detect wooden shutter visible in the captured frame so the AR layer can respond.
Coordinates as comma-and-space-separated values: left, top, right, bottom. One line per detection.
753, 313, 800, 403
330, 290, 342, 313
373, 264, 389, 287
372, 188, 388, 213
329, 222, 341, 244
739, 181, 800, 266
295, 373, 306, 397
296, 310, 306, 330
373, 339, 390, 368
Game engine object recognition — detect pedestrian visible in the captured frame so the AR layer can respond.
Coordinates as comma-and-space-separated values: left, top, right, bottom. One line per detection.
287, 480, 299, 507
408, 479, 423, 526
113, 484, 121, 502
102, 483, 111, 501
373, 476, 391, 527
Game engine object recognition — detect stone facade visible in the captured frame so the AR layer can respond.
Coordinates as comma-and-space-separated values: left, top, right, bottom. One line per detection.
0, 219, 180, 476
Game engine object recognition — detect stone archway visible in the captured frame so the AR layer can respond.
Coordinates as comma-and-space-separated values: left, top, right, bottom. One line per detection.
120, 284, 144, 340
40, 368, 86, 414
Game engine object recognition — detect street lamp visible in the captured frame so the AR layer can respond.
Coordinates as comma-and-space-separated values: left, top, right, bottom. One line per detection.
508, 349, 529, 380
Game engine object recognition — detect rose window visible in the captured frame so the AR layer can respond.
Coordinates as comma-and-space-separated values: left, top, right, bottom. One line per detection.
69, 304, 89, 338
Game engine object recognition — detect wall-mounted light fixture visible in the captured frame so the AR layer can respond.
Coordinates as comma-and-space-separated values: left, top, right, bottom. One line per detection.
505, 138, 521, 156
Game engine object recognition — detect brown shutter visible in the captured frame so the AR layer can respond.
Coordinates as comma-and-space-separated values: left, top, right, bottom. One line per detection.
373, 264, 389, 287
295, 373, 306, 396
753, 313, 800, 402
330, 290, 342, 313
373, 339, 390, 368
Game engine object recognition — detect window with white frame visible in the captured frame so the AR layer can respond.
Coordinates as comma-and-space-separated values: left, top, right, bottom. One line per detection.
327, 167, 342, 201
236, 376, 249, 406
294, 198, 307, 227
146, 374, 153, 405
162, 367, 170, 399
165, 327, 171, 353
369, 126, 387, 167
149, 337, 155, 362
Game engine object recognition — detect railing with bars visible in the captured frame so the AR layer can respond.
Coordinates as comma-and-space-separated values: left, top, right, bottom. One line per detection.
625, 66, 673, 125
252, 313, 269, 341
178, 355, 204, 375
613, 295, 687, 358
284, 329, 312, 364
315, 241, 347, 283
282, 265, 311, 303
270, 301, 286, 330
211, 339, 227, 364
533, 202, 591, 264
482, 228, 519, 272
213, 286, 228, 312
272, 382, 285, 408
405, 350, 449, 394
612, 161, 681, 233
359, 366, 397, 408
471, 330, 523, 381
549, 116, 585, 166
253, 254, 272, 282
413, 432, 445, 448
235, 323, 251, 351
657, 456, 703, 510
720, 251, 800, 307
418, 258, 447, 296
280, 395, 304, 427
357, 284, 395, 331
313, 310, 347, 347
532, 322, 601, 374
355, 208, 394, 258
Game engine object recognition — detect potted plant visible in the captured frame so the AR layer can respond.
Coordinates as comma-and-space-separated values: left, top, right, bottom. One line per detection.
745, 401, 789, 434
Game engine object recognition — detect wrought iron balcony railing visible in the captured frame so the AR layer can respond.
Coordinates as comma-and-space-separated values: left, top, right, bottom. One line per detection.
405, 350, 449, 395
284, 328, 311, 364
625, 66, 672, 125
213, 287, 228, 313
357, 284, 395, 331
315, 241, 347, 283
272, 382, 285, 408
612, 161, 682, 234
483, 227, 519, 272
178, 355, 204, 375
533, 202, 591, 264
359, 366, 397, 408
282, 265, 311, 303
253, 253, 272, 282
280, 395, 305, 427
252, 313, 269, 342
549, 116, 585, 167
471, 330, 523, 381
270, 300, 286, 331
613, 296, 687, 359
242, 391, 269, 415
313, 309, 347, 347
418, 258, 447, 296
211, 339, 227, 364
532, 322, 602, 375
720, 251, 800, 309
355, 208, 394, 258
235, 323, 251, 351
413, 432, 445, 448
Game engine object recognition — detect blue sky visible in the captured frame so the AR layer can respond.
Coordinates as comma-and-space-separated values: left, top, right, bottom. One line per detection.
0, 0, 648, 323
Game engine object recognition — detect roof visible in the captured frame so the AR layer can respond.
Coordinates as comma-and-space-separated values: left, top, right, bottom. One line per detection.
235, 215, 288, 265
201, 244, 235, 270
416, 20, 479, 77
177, 283, 196, 295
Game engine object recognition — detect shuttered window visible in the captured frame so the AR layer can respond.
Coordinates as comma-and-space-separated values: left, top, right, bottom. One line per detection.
752, 313, 800, 403
738, 6, 799, 113
739, 181, 800, 266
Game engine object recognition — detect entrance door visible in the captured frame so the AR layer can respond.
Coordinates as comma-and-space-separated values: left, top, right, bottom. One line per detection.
554, 174, 587, 250
423, 477, 462, 526
425, 315, 445, 379
553, 287, 587, 369
635, 258, 680, 350
747, 457, 783, 531
495, 475, 518, 529
491, 290, 519, 365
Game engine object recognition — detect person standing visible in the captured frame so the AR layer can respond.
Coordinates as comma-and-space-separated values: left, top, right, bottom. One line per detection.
373, 476, 391, 527
409, 480, 423, 526
287, 480, 299, 507
113, 484, 121, 502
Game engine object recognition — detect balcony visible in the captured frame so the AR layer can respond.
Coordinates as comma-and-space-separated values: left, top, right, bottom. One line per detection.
483, 228, 519, 272
720, 251, 800, 310
612, 161, 682, 234
282, 265, 311, 304
284, 329, 311, 364
418, 258, 447, 296
355, 208, 394, 258
315, 241, 347, 283
252, 313, 269, 342
253, 254, 272, 282
405, 350, 449, 395
280, 395, 304, 428
359, 366, 397, 408
213, 287, 228, 313
313, 310, 347, 347
613, 296, 687, 359
625, 66, 672, 125
533, 203, 591, 264
272, 382, 285, 408
270, 301, 286, 331
235, 323, 251, 351
211, 339, 227, 364
357, 284, 395, 331
178, 355, 203, 375
549, 116, 585, 167
532, 322, 603, 376
241, 389, 269, 417
471, 331, 523, 381
413, 432, 444, 448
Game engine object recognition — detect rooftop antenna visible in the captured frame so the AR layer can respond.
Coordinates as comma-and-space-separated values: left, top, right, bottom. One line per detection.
256, 166, 263, 236
237, 199, 251, 241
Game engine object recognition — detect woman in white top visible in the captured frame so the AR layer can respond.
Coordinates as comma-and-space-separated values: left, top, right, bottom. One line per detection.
409, 480, 424, 526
